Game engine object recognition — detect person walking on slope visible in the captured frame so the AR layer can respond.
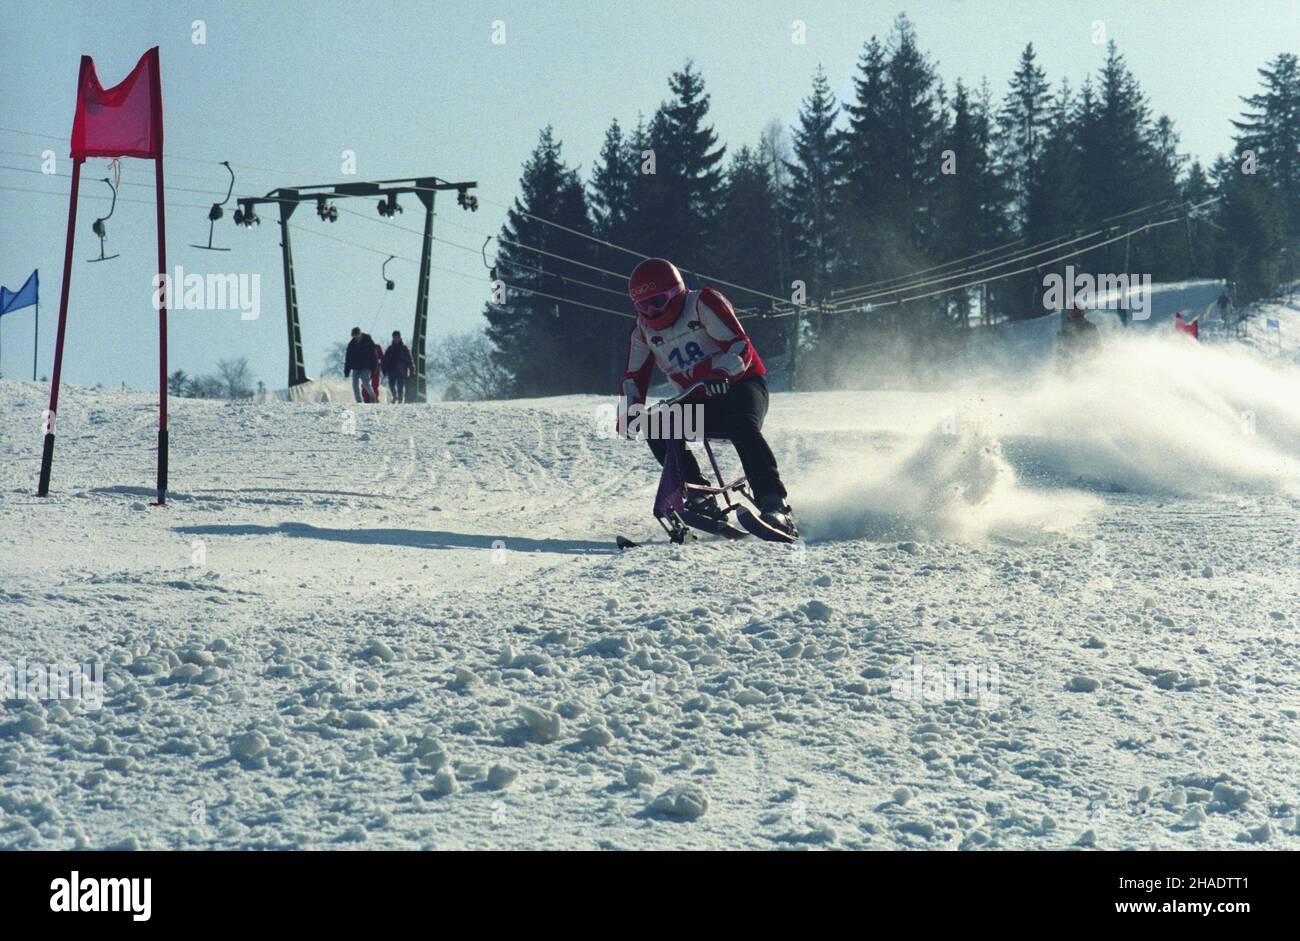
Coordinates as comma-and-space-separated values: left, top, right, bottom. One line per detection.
618, 257, 796, 540
383, 330, 414, 403
344, 326, 380, 403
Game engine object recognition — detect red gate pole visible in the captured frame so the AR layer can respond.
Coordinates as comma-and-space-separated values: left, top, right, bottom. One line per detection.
37, 157, 83, 496
153, 153, 169, 506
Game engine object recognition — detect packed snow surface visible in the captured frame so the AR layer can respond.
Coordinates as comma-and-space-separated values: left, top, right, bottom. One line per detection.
2, 315, 1299, 849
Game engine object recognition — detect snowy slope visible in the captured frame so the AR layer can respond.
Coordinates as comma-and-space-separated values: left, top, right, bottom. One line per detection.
2, 325, 1299, 850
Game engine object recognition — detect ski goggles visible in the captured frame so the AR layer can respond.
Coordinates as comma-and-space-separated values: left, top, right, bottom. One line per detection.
633, 284, 684, 317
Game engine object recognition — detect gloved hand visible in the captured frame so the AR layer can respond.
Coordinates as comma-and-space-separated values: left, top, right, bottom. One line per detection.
702, 378, 729, 398
618, 401, 645, 439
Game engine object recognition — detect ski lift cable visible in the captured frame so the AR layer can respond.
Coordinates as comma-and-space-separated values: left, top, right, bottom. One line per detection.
494, 283, 636, 320
429, 212, 643, 291
0, 166, 538, 280
831, 224, 1103, 297
0, 126, 328, 180
284, 220, 621, 315
0, 161, 237, 202
212, 185, 636, 296
829, 196, 1184, 297
1, 174, 635, 322
783, 199, 1222, 321
2, 173, 1198, 327
0, 125, 806, 311
0, 179, 1215, 328
830, 233, 1029, 295
0, 119, 1181, 310
832, 225, 1128, 306
0, 147, 253, 187
760, 197, 1218, 320
335, 196, 635, 286
335, 204, 630, 299
494, 255, 630, 298
283, 218, 630, 319
0, 181, 212, 214
472, 192, 814, 310
0, 126, 1215, 322
830, 202, 1191, 308
830, 202, 1192, 309
883, 212, 1201, 308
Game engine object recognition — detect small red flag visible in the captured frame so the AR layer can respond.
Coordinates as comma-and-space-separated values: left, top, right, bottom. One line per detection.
70, 47, 163, 160
1174, 312, 1199, 340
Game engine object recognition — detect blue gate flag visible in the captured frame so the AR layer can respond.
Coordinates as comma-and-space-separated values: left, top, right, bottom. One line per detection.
0, 270, 38, 316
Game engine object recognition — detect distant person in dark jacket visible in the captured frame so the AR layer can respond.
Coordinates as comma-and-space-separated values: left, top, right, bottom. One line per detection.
344, 327, 379, 402
383, 331, 415, 404
1057, 304, 1100, 369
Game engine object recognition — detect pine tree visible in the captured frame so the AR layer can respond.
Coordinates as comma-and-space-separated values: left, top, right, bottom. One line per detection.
1141, 114, 1192, 279
997, 43, 1051, 233
1075, 42, 1170, 274
840, 36, 891, 288
1215, 168, 1285, 302
935, 79, 1010, 325
589, 119, 637, 245
635, 62, 726, 275
822, 17, 953, 376
1181, 160, 1220, 276
1021, 80, 1084, 317
1232, 52, 1300, 281
879, 14, 947, 256
786, 66, 843, 304
484, 127, 603, 397
588, 118, 644, 389
785, 66, 843, 382
712, 145, 787, 361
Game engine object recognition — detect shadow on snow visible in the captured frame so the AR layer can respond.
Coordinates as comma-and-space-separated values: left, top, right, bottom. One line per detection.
175, 521, 616, 556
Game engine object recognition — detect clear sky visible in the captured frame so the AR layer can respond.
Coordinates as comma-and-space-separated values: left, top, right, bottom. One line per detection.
1, 0, 1296, 390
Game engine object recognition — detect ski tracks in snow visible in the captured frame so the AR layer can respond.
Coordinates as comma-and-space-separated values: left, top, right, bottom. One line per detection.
1, 381, 1298, 849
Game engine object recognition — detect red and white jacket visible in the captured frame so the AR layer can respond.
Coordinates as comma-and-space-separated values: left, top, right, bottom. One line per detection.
620, 287, 766, 406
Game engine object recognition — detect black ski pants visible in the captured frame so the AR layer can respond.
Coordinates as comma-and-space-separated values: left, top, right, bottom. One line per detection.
645, 375, 786, 503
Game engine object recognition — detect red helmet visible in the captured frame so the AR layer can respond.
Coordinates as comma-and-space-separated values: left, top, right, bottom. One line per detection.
628, 258, 686, 329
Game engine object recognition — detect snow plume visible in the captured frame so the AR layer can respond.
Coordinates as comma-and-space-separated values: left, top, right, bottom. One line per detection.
1006, 334, 1300, 497
796, 422, 1097, 544
793, 332, 1300, 543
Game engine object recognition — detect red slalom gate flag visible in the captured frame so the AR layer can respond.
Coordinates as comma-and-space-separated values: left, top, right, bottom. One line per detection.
70, 47, 163, 159
40, 46, 169, 506
1174, 312, 1199, 340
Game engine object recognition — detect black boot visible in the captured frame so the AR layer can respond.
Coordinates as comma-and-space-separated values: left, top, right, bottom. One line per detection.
684, 488, 728, 525
756, 491, 798, 539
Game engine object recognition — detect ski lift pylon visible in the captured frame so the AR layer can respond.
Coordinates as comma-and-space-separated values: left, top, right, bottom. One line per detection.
87, 177, 120, 263
191, 161, 234, 252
